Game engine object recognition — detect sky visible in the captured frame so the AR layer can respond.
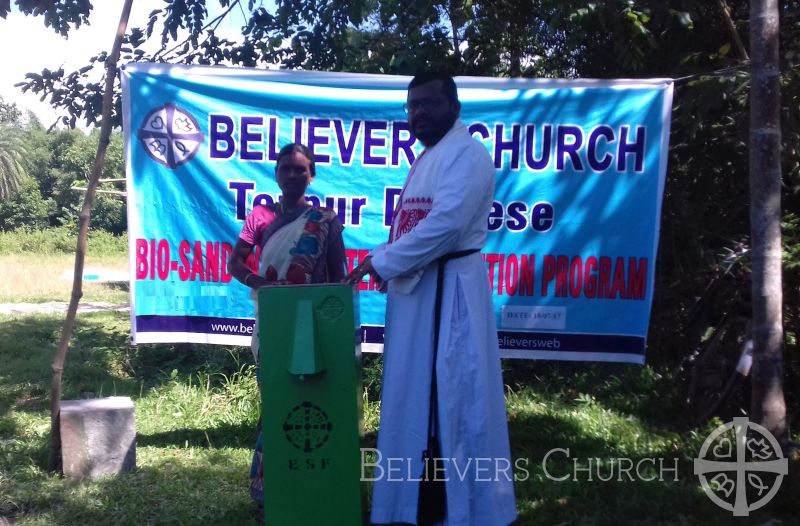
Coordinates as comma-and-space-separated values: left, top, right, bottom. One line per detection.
0, 1, 250, 128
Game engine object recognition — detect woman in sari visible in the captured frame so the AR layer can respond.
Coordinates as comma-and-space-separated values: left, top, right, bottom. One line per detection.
227, 142, 347, 506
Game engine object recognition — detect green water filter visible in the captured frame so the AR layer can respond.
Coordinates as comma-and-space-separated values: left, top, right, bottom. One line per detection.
258, 284, 362, 525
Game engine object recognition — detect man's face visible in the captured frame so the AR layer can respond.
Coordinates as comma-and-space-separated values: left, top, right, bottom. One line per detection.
406, 80, 460, 147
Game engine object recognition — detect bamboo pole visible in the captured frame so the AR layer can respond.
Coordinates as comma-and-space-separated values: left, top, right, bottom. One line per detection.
48, 0, 135, 472
70, 187, 127, 196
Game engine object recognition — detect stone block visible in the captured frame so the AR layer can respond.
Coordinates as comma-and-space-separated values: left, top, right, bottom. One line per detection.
60, 396, 136, 479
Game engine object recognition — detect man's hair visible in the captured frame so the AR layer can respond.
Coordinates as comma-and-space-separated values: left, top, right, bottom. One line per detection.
276, 142, 316, 176
408, 72, 459, 103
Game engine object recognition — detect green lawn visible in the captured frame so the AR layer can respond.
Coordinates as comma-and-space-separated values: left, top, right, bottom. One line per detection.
1, 311, 797, 525
0, 254, 129, 304
0, 229, 129, 304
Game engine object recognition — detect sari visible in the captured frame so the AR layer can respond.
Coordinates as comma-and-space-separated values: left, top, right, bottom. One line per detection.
244, 204, 346, 504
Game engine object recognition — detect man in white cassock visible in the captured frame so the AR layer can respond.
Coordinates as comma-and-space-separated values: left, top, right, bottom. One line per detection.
347, 73, 517, 526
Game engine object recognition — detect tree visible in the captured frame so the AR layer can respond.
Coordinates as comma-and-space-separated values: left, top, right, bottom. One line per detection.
0, 96, 22, 125
0, 176, 53, 230
7, 1, 718, 124
0, 0, 91, 36
53, 130, 127, 233
11, 121, 127, 232
749, 0, 786, 439
0, 121, 29, 200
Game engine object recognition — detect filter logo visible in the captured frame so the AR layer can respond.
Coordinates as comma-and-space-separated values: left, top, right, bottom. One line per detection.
138, 103, 203, 168
694, 417, 788, 516
283, 401, 333, 453
318, 295, 345, 322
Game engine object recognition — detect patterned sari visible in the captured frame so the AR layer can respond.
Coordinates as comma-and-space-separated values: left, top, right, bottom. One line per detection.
249, 204, 345, 504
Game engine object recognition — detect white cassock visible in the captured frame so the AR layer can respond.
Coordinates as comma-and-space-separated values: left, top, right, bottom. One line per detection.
369, 120, 517, 526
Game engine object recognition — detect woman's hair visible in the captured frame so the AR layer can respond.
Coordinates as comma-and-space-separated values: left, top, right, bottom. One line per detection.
276, 143, 316, 176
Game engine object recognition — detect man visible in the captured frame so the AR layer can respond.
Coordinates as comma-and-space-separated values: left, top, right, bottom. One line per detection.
347, 73, 517, 525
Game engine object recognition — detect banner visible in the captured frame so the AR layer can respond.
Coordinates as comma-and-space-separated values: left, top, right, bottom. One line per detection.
121, 64, 673, 364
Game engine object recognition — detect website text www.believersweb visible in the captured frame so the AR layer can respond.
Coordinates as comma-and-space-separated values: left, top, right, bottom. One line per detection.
498, 335, 561, 349
210, 321, 253, 334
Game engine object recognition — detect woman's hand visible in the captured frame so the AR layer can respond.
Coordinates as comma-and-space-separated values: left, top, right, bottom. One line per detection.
245, 274, 273, 289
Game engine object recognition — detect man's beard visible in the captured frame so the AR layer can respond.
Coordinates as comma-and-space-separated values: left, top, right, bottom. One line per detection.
413, 115, 456, 147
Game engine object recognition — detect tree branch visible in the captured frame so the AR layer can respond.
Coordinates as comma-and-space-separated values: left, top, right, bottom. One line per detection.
717, 0, 749, 61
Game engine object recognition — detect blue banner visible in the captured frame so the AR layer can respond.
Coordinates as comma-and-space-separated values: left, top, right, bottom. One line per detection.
121, 64, 673, 364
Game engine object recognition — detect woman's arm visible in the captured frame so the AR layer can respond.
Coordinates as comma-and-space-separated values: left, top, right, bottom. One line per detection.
229, 205, 278, 289
326, 217, 347, 283
228, 238, 271, 289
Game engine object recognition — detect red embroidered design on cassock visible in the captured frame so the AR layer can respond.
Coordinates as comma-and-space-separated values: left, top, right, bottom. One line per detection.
391, 197, 433, 243
388, 150, 433, 244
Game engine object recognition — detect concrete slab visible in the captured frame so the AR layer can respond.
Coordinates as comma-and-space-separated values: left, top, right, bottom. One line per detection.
60, 396, 136, 479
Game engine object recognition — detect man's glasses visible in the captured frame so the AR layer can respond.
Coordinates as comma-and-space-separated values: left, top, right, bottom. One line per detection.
403, 96, 448, 114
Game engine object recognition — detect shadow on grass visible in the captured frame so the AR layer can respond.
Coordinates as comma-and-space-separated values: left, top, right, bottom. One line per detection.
360, 430, 378, 450
0, 312, 256, 414
0, 313, 131, 406
101, 281, 130, 292
137, 421, 258, 450
3, 314, 796, 525
508, 410, 688, 524
3, 426, 375, 526
508, 410, 800, 526
502, 359, 687, 430
137, 427, 379, 467
509, 410, 611, 461
3, 461, 257, 525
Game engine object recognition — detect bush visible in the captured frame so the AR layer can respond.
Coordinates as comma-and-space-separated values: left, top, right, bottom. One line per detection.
57, 193, 128, 235
91, 194, 127, 234
0, 177, 54, 230
0, 226, 127, 256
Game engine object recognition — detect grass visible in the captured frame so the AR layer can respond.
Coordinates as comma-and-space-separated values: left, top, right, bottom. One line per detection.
0, 254, 128, 304
0, 228, 127, 257
0, 312, 258, 525
0, 228, 128, 304
0, 311, 797, 525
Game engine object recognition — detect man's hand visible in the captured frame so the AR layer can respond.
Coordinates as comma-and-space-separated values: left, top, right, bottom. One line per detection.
345, 255, 382, 285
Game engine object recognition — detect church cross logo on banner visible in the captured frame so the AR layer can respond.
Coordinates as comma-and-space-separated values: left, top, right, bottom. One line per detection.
138, 103, 203, 168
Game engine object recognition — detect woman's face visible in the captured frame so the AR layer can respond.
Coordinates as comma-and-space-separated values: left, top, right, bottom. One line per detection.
276, 150, 314, 202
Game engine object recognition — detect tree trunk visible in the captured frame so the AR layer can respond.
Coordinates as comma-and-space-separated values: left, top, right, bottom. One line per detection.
446, 0, 465, 68
47, 0, 135, 473
748, 0, 786, 440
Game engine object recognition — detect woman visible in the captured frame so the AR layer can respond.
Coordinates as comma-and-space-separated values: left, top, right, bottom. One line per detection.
227, 142, 347, 506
